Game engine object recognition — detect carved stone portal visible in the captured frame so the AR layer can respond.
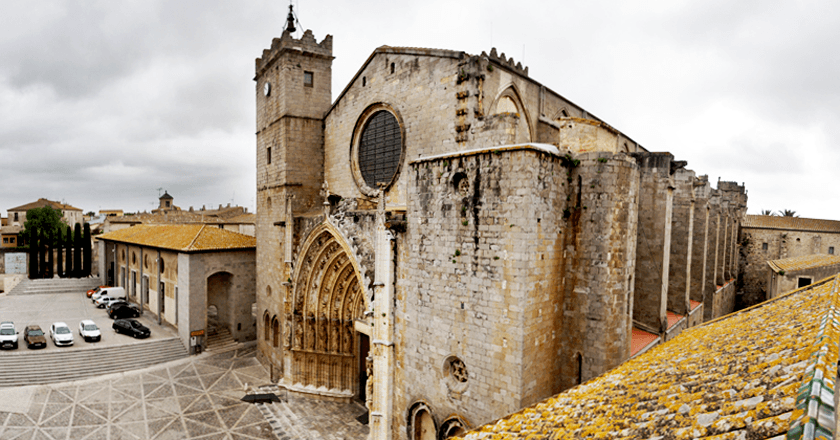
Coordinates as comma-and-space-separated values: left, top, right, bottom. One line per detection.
287, 229, 367, 395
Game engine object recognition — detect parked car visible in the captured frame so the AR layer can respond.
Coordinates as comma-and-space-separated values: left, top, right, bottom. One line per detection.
108, 304, 141, 319
23, 325, 47, 349
92, 287, 126, 303
95, 295, 126, 308
0, 322, 19, 349
86, 285, 109, 298
112, 319, 150, 338
106, 300, 139, 312
78, 320, 101, 342
49, 322, 74, 346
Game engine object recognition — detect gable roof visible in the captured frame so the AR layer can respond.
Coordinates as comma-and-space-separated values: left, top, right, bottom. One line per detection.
456, 275, 840, 440
9, 198, 82, 212
97, 225, 255, 252
743, 214, 840, 233
768, 254, 840, 273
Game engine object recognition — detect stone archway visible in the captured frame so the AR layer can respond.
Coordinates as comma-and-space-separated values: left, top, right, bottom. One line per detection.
207, 271, 234, 343
286, 228, 367, 397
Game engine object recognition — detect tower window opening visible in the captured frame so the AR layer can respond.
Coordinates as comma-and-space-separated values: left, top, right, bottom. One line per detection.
304, 71, 313, 87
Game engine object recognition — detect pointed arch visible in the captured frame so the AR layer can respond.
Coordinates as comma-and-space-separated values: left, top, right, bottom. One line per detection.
286, 222, 369, 397
491, 82, 533, 143
263, 311, 270, 342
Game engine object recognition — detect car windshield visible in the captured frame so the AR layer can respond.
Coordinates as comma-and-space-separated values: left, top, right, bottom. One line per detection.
84, 325, 98, 331
129, 321, 142, 328
55, 327, 70, 334
0, 329, 14, 335
29, 330, 43, 336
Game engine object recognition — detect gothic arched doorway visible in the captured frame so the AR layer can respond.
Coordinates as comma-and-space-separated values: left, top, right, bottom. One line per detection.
286, 227, 368, 398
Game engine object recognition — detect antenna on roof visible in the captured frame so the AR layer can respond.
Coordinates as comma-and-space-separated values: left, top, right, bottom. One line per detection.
157, 187, 163, 197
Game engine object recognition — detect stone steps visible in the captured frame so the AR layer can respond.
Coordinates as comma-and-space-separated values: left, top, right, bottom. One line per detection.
0, 337, 187, 387
206, 326, 241, 353
256, 385, 317, 440
9, 277, 102, 295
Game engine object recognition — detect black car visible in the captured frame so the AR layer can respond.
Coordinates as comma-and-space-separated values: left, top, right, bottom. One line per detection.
112, 319, 150, 338
107, 303, 141, 319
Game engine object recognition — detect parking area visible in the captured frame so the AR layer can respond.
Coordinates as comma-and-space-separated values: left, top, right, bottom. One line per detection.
0, 290, 179, 351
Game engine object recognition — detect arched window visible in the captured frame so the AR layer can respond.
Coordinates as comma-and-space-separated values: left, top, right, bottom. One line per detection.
263, 312, 270, 342
496, 96, 518, 114
358, 110, 402, 189
272, 317, 280, 348
408, 402, 437, 440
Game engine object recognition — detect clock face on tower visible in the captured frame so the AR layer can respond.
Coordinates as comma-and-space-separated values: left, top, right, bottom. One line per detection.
263, 82, 271, 96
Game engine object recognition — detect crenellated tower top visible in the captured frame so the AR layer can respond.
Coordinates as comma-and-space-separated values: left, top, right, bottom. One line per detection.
255, 29, 333, 78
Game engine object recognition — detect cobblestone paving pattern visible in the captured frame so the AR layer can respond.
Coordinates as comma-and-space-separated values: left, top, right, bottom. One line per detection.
0, 345, 370, 440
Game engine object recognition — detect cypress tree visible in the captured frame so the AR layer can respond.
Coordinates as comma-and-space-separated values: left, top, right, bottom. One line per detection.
56, 229, 64, 278
66, 225, 74, 278
46, 230, 54, 278
38, 228, 47, 278
28, 227, 38, 279
83, 223, 92, 277
74, 223, 82, 278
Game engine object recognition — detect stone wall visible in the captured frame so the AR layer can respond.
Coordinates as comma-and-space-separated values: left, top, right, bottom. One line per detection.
398, 147, 566, 431
741, 228, 840, 304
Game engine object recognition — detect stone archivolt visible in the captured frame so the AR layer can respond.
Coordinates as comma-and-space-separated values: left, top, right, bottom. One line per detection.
287, 227, 366, 394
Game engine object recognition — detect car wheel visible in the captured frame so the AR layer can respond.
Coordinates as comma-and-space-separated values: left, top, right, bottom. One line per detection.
132, 333, 137, 338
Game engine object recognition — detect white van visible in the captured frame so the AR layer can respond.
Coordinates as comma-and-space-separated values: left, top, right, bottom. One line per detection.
92, 286, 126, 302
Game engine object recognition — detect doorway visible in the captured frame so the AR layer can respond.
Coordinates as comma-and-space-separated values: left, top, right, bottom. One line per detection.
358, 332, 370, 403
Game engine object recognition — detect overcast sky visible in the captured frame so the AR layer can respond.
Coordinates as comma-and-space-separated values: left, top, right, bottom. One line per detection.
1, 0, 838, 220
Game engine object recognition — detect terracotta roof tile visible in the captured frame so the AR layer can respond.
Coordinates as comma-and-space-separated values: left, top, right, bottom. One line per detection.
743, 215, 840, 233
9, 198, 82, 212
767, 254, 840, 273
457, 275, 840, 439
97, 225, 255, 252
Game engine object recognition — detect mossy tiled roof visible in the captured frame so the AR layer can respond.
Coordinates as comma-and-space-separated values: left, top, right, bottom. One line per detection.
744, 215, 840, 233
768, 254, 840, 273
97, 225, 255, 252
457, 275, 840, 440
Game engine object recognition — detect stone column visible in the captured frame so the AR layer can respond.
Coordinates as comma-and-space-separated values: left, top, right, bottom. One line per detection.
632, 153, 675, 336
667, 168, 695, 317
370, 191, 394, 440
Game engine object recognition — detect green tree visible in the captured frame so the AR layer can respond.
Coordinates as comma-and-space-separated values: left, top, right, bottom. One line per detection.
777, 210, 798, 217
56, 230, 64, 278
65, 225, 74, 277
83, 223, 92, 277
760, 209, 774, 215
21, 206, 66, 247
73, 223, 82, 277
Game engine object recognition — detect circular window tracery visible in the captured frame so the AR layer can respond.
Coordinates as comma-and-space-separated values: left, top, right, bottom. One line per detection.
450, 358, 468, 383
355, 109, 403, 192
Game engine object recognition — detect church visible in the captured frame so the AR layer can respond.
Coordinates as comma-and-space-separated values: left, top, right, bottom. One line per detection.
253, 20, 747, 440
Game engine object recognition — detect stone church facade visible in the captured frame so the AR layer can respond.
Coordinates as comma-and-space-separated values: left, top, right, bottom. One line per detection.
253, 28, 747, 440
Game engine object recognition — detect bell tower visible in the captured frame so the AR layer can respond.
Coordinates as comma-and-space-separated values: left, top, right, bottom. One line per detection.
254, 17, 333, 376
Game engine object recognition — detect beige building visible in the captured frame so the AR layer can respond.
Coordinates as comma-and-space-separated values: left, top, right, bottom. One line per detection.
765, 254, 840, 299
8, 198, 84, 228
97, 225, 257, 353
740, 215, 840, 305
253, 25, 747, 440
1, 225, 21, 248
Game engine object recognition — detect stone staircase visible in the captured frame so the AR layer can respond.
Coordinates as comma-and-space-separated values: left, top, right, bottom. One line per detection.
0, 337, 187, 387
205, 325, 242, 353
8, 277, 102, 296
254, 385, 370, 440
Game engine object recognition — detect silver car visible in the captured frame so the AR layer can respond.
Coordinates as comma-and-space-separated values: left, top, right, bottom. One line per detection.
49, 322, 74, 346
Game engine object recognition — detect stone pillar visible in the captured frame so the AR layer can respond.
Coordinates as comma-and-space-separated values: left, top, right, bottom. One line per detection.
370, 191, 394, 440
667, 168, 695, 317
562, 153, 638, 387
690, 177, 712, 311
632, 153, 675, 335
282, 194, 295, 382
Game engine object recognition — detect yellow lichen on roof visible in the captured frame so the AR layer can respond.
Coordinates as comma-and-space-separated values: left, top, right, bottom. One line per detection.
767, 254, 840, 273
456, 276, 840, 440
97, 225, 255, 252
